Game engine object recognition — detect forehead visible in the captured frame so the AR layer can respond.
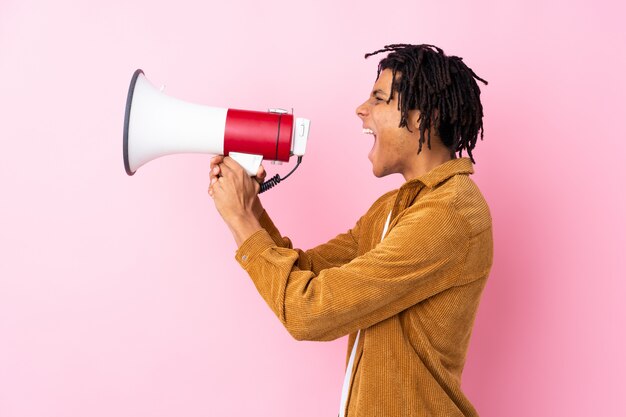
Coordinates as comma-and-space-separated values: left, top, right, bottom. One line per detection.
372, 68, 395, 93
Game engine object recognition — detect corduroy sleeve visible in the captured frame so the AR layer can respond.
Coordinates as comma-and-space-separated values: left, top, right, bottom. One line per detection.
257, 209, 361, 274
257, 210, 291, 248
236, 203, 470, 342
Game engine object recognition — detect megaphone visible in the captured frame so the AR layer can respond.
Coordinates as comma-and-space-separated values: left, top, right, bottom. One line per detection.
123, 69, 310, 192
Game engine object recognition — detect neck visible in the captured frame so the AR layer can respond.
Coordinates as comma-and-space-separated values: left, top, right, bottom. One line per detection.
402, 147, 455, 182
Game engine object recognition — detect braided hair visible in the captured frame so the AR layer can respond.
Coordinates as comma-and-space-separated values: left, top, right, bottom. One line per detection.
365, 44, 488, 163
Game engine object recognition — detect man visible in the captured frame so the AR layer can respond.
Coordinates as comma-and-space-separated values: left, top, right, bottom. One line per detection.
208, 44, 493, 417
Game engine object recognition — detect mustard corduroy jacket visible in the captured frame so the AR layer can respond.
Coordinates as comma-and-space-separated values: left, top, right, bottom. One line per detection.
235, 157, 494, 416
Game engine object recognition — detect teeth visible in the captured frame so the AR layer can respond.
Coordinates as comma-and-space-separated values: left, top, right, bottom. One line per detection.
363, 128, 374, 135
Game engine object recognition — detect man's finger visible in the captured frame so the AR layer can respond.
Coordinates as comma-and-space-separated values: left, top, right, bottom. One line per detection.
219, 159, 235, 175
210, 155, 225, 171
221, 156, 247, 174
210, 155, 225, 164
255, 165, 266, 184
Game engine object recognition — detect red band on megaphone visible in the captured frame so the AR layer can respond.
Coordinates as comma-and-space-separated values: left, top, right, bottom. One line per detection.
224, 109, 293, 162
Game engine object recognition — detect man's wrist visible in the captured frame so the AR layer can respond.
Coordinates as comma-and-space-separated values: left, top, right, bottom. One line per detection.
252, 196, 264, 220
225, 210, 263, 248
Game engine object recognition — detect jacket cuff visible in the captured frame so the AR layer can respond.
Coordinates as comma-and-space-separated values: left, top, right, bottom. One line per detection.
235, 228, 276, 269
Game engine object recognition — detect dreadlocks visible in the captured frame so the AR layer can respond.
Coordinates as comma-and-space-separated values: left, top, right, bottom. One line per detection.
364, 44, 488, 163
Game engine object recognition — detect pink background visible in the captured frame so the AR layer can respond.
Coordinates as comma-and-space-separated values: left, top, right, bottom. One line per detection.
1, 0, 624, 416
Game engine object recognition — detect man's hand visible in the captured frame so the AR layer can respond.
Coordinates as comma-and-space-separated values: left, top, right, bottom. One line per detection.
209, 155, 266, 219
208, 155, 265, 247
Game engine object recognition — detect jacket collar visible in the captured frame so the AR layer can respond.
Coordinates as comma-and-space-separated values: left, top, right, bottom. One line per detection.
401, 157, 474, 190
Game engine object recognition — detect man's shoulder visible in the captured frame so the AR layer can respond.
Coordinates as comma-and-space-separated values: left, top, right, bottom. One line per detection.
418, 174, 492, 236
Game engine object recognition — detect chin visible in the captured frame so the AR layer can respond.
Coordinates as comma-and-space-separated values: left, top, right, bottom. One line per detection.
371, 166, 388, 178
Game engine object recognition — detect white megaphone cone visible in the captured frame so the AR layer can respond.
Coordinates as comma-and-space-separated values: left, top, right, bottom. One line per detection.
123, 69, 310, 192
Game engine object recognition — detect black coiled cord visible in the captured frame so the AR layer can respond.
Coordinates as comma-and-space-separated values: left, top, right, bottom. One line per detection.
259, 156, 303, 194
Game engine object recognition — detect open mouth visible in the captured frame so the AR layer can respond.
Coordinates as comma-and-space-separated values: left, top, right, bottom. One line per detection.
363, 128, 377, 161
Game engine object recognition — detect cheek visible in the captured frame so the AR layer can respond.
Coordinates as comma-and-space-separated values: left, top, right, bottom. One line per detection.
372, 116, 389, 135
373, 107, 401, 132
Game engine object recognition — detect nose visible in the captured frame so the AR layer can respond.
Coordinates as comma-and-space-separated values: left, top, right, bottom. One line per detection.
356, 100, 369, 120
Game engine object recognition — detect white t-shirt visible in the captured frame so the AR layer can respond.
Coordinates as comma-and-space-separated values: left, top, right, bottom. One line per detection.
338, 211, 392, 417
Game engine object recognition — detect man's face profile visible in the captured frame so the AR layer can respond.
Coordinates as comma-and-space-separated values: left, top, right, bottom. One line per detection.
356, 69, 423, 179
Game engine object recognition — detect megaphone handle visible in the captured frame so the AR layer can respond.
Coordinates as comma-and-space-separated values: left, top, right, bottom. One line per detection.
228, 152, 264, 176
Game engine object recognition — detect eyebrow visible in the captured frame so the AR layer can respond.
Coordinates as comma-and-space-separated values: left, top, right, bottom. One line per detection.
372, 89, 389, 98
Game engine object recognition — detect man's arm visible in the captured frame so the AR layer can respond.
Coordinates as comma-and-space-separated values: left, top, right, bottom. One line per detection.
208, 157, 473, 343
235, 202, 471, 342
257, 207, 362, 274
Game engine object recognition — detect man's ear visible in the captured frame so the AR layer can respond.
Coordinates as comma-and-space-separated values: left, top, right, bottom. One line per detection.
410, 109, 439, 130
411, 109, 441, 141
409, 110, 422, 132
